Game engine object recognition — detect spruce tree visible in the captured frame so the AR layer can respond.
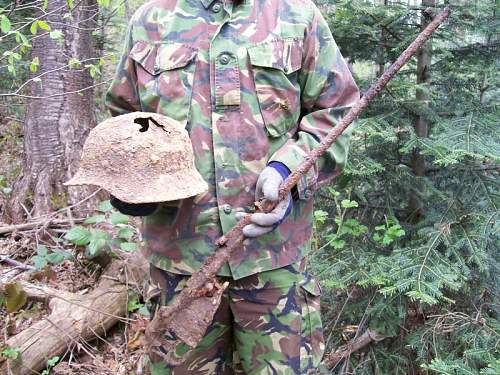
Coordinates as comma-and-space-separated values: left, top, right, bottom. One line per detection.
312, 1, 499, 373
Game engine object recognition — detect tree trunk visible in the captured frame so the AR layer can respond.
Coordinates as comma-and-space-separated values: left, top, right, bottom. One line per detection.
376, 0, 389, 78
5, 0, 98, 223
409, 1, 435, 220
124, 0, 132, 20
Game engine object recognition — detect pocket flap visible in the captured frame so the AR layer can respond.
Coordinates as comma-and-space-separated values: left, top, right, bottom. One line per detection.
299, 275, 322, 297
248, 38, 303, 74
130, 41, 197, 75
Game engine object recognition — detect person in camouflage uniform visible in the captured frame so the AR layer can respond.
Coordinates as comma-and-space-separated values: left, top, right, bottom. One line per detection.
105, 0, 359, 373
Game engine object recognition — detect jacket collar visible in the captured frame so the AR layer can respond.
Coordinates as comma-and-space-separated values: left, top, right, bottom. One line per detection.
200, 0, 218, 9
200, 0, 248, 9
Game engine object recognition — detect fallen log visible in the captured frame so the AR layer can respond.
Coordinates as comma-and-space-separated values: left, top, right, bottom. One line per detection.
0, 252, 148, 375
324, 329, 388, 368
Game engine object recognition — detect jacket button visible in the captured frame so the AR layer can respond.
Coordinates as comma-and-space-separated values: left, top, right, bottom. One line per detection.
219, 54, 230, 65
303, 189, 312, 199
212, 2, 222, 13
223, 204, 232, 214
153, 63, 161, 73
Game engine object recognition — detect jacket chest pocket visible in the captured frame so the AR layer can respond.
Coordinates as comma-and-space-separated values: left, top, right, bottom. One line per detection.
130, 41, 198, 126
248, 38, 303, 137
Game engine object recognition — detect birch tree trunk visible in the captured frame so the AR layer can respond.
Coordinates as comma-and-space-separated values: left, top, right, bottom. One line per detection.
5, 0, 98, 223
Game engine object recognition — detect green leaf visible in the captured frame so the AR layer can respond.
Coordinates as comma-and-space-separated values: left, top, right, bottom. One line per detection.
85, 229, 110, 257
30, 21, 38, 35
341, 199, 359, 209
46, 252, 66, 264
29, 57, 40, 73
0, 15, 11, 33
30, 20, 51, 35
382, 235, 394, 246
37, 20, 51, 31
64, 226, 91, 246
68, 57, 82, 69
331, 239, 346, 249
97, 200, 113, 212
31, 255, 48, 269
87, 64, 101, 78
49, 30, 63, 40
313, 210, 329, 225
4, 282, 27, 313
127, 295, 143, 312
109, 212, 129, 225
120, 242, 137, 252
86, 238, 107, 257
1, 347, 21, 360
97, 0, 111, 7
84, 214, 105, 224
46, 356, 60, 367
90, 229, 109, 241
36, 245, 48, 256
16, 31, 31, 47
327, 187, 340, 197
117, 227, 134, 240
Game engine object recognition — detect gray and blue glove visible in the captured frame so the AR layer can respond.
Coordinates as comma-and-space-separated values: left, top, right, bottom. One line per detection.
235, 162, 293, 238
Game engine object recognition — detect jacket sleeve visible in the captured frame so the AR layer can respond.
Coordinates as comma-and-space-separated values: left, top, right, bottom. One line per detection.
104, 23, 141, 116
268, 4, 359, 199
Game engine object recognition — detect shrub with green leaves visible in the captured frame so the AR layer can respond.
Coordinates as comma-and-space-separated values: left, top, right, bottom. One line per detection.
311, 1, 499, 373
30, 245, 72, 269
64, 200, 139, 258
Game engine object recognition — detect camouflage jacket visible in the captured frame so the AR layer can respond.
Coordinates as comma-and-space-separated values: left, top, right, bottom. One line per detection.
105, 0, 359, 279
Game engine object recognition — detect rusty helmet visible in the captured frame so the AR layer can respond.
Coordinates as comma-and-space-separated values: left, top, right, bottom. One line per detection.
65, 112, 208, 203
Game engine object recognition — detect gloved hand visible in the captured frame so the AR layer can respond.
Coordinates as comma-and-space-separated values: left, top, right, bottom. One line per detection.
235, 162, 293, 238
110, 196, 159, 217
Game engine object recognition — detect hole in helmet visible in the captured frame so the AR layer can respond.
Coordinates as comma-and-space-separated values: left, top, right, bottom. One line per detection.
134, 117, 162, 132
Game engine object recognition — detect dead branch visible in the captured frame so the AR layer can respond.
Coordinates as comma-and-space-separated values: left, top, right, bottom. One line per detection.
0, 268, 23, 285
324, 329, 388, 368
0, 256, 35, 271
0, 252, 148, 375
0, 219, 82, 235
0, 280, 74, 303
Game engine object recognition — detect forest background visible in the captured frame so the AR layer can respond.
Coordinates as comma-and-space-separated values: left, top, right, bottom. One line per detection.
0, 0, 498, 374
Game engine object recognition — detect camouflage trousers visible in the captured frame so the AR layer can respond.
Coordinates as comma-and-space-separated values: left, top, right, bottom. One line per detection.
147, 262, 325, 375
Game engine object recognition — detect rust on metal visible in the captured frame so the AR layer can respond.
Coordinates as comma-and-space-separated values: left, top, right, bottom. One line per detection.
65, 112, 208, 203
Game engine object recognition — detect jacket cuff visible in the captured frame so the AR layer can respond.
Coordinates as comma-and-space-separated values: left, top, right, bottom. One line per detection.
268, 143, 318, 200
267, 161, 300, 201
267, 161, 290, 179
